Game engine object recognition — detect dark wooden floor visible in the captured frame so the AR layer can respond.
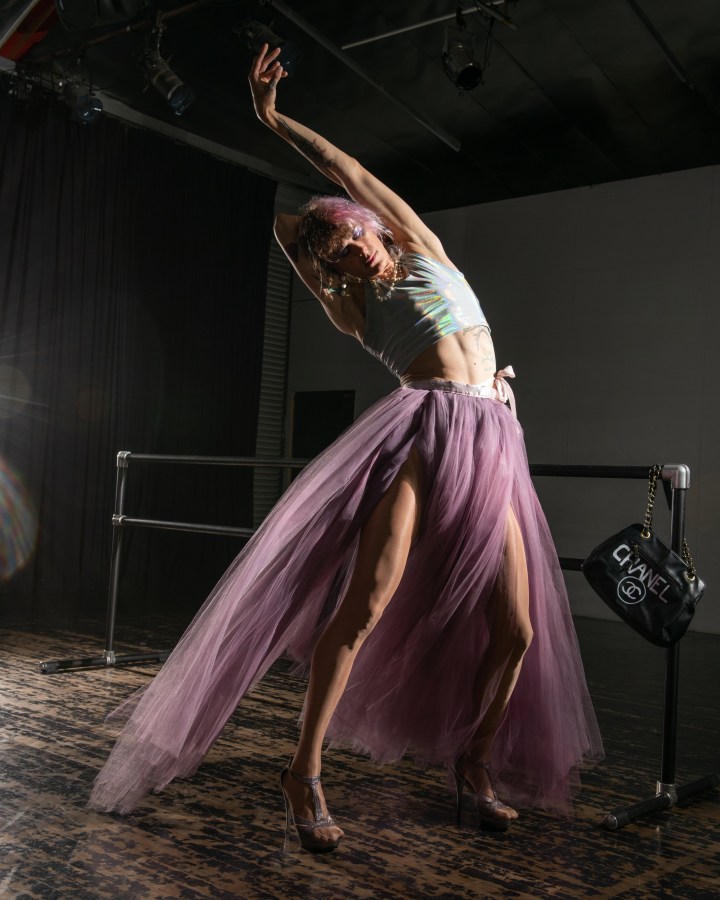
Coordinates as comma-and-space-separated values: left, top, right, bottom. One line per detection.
1, 616, 718, 899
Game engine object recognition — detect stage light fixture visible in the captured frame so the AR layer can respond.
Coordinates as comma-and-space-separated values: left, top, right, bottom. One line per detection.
442, 9, 483, 91
236, 19, 300, 76
142, 52, 195, 116
139, 18, 195, 117
63, 82, 103, 124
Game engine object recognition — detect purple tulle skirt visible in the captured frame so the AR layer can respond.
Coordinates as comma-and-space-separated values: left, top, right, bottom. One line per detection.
89, 380, 603, 816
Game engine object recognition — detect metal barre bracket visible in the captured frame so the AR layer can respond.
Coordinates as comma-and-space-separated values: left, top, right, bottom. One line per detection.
660, 463, 690, 491
656, 781, 678, 804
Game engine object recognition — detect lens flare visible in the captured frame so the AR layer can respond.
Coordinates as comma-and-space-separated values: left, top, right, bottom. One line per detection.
0, 364, 32, 419
0, 458, 38, 583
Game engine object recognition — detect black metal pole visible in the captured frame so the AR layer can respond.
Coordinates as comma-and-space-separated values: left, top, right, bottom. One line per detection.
658, 484, 686, 788
104, 452, 130, 663
114, 516, 255, 538
39, 452, 166, 672
127, 453, 309, 468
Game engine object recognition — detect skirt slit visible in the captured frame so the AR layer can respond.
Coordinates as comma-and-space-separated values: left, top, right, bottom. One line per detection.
89, 383, 603, 816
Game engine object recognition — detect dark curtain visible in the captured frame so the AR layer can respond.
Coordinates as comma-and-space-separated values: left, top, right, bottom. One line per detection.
0, 92, 277, 625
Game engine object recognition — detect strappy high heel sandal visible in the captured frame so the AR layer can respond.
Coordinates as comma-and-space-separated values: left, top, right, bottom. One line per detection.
280, 766, 343, 853
451, 756, 518, 832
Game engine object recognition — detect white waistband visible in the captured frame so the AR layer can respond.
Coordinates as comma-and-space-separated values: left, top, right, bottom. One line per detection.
403, 366, 517, 417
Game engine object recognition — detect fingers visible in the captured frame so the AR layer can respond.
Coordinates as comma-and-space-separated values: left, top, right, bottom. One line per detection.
251, 43, 283, 80
251, 43, 270, 80
267, 60, 283, 83
265, 44, 282, 64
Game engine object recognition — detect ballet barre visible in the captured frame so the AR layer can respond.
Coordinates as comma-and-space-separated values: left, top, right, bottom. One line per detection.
38, 451, 308, 675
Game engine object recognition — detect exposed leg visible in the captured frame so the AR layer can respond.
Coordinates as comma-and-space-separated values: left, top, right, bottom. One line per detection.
283, 452, 422, 848
457, 505, 532, 822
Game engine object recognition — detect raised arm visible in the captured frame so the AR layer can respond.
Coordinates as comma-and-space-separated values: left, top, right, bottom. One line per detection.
249, 45, 449, 262
272, 212, 364, 338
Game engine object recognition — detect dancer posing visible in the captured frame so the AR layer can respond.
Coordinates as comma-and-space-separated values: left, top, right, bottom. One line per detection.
89, 46, 602, 851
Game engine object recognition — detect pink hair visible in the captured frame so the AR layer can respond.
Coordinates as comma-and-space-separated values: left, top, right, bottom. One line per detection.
296, 195, 400, 280
302, 196, 387, 233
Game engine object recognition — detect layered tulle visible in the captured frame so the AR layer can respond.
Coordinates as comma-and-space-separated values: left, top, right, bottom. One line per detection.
89, 383, 603, 815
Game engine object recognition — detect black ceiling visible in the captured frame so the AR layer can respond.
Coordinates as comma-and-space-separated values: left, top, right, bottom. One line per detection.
3, 0, 720, 211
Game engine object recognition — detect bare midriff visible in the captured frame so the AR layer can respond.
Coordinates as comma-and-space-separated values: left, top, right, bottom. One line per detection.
398, 327, 496, 387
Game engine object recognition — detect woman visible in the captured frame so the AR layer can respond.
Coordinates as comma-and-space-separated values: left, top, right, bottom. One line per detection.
89, 45, 602, 851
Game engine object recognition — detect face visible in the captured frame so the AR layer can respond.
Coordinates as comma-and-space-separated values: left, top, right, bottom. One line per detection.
321, 224, 392, 280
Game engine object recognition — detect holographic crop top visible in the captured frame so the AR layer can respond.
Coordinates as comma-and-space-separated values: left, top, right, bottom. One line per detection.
362, 252, 490, 377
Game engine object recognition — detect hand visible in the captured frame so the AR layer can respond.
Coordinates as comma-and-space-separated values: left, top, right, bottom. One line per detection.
249, 43, 288, 123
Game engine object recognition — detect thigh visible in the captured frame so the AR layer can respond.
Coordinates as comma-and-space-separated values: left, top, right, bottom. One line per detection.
488, 505, 531, 637
337, 449, 423, 623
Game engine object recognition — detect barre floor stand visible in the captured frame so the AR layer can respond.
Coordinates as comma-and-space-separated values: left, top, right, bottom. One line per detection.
530, 463, 718, 828
599, 464, 719, 829
38, 451, 305, 674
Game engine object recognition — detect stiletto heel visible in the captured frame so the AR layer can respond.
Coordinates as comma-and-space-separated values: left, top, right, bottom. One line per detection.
452, 766, 465, 822
280, 766, 343, 853
451, 755, 518, 832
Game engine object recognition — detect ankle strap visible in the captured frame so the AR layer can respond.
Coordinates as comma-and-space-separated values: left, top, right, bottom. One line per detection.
285, 766, 324, 823
457, 755, 498, 792
287, 767, 321, 786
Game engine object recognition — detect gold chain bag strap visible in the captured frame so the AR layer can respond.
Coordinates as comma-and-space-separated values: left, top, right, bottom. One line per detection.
582, 465, 705, 647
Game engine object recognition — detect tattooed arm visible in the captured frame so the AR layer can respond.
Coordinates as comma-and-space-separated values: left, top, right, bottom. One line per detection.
248, 44, 451, 265
249, 44, 345, 188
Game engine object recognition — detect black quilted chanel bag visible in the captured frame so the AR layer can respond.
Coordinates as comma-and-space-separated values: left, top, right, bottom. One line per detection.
581, 465, 705, 647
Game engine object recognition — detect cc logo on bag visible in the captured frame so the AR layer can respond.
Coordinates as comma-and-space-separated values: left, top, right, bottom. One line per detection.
617, 576, 646, 604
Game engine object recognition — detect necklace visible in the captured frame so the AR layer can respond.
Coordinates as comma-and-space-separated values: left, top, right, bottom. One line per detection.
337, 257, 404, 300
371, 258, 403, 302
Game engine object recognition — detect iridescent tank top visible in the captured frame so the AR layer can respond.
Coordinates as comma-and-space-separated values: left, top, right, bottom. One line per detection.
361, 252, 490, 377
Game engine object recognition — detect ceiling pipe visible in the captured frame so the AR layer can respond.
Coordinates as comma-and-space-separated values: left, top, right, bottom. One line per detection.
96, 91, 327, 192
0, 0, 44, 50
342, 2, 516, 50
624, 0, 697, 91
263, 0, 461, 152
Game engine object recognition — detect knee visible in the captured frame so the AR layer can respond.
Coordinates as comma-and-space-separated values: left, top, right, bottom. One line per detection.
513, 622, 533, 659
318, 600, 386, 654
520, 621, 533, 651
346, 601, 386, 648
495, 620, 532, 665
